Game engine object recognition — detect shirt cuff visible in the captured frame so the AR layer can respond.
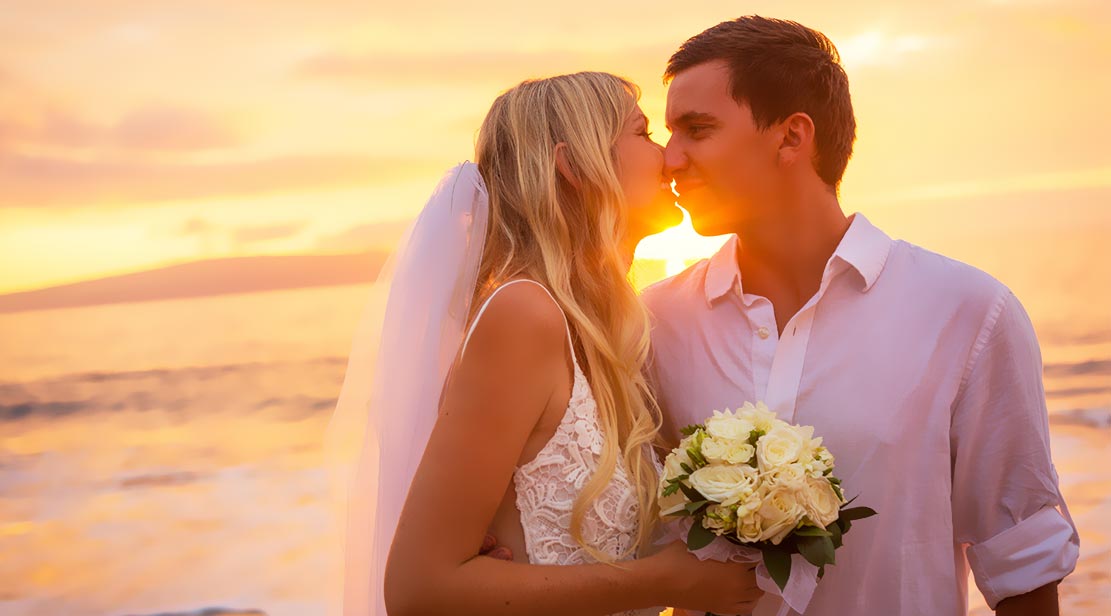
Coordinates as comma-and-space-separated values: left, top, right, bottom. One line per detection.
966, 505, 1079, 609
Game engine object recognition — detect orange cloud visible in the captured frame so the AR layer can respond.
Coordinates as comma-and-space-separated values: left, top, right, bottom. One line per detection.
112, 105, 240, 151
314, 219, 413, 252
232, 221, 309, 245
0, 69, 239, 153
0, 152, 435, 208
294, 45, 674, 87
174, 217, 310, 247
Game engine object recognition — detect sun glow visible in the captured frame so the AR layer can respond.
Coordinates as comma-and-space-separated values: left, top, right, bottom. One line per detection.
631, 206, 732, 290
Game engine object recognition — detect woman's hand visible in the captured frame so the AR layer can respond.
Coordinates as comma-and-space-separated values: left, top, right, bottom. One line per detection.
644, 541, 764, 615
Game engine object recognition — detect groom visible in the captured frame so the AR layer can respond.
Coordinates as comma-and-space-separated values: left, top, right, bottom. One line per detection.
645, 16, 1079, 616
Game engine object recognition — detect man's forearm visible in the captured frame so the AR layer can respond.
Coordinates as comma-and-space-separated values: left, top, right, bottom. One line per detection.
995, 580, 1060, 616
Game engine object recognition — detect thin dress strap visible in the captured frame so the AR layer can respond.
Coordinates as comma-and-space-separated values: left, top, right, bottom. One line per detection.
460, 279, 575, 363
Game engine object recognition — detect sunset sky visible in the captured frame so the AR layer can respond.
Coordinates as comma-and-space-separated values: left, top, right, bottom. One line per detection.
1, 0, 1108, 296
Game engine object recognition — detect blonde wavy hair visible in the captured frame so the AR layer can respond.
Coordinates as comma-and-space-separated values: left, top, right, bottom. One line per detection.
473, 72, 662, 561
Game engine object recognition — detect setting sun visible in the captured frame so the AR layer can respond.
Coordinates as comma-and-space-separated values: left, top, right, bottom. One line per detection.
632, 206, 731, 289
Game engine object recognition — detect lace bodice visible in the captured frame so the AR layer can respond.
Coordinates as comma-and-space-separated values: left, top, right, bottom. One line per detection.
514, 358, 641, 564
514, 359, 659, 616
464, 280, 659, 616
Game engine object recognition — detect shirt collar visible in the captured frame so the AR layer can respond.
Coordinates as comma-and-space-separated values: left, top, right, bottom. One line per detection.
830, 213, 893, 292
702, 213, 893, 306
704, 234, 742, 305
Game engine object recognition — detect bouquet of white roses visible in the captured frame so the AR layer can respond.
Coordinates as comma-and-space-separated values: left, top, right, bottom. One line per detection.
658, 402, 875, 591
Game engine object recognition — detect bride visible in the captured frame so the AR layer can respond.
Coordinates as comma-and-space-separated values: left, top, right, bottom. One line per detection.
332, 71, 762, 615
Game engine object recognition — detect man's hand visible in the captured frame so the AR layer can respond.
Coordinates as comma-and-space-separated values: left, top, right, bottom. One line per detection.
995, 580, 1060, 615
479, 533, 514, 561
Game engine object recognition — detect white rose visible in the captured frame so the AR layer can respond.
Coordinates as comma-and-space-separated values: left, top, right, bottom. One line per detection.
798, 477, 842, 528
705, 410, 756, 443
736, 511, 763, 543
765, 461, 808, 491
732, 487, 764, 520
815, 446, 835, 469
756, 424, 809, 471
703, 503, 738, 534
757, 485, 807, 545
688, 464, 760, 506
723, 442, 756, 465
658, 447, 696, 515
663, 446, 693, 481
699, 437, 729, 463
737, 401, 778, 433
794, 425, 819, 455
700, 438, 755, 465
677, 432, 699, 453
801, 445, 835, 478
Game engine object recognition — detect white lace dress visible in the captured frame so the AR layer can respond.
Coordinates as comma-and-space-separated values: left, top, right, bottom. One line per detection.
465, 280, 661, 616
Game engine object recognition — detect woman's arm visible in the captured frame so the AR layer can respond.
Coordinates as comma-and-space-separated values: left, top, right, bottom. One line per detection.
386, 282, 656, 615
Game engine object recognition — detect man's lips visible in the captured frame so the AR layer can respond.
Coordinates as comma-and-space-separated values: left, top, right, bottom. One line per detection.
672, 179, 707, 195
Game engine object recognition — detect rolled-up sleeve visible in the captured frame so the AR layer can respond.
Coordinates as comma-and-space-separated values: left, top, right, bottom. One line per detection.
951, 289, 1080, 609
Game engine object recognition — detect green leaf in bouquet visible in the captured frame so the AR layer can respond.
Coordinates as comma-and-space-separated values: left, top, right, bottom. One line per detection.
679, 424, 702, 437
828, 519, 843, 549
830, 482, 844, 502
684, 500, 710, 515
796, 534, 836, 569
793, 525, 833, 538
677, 481, 707, 504
840, 506, 877, 522
828, 476, 842, 485
687, 518, 717, 550
661, 482, 681, 498
763, 548, 792, 592
687, 447, 708, 468
680, 462, 694, 475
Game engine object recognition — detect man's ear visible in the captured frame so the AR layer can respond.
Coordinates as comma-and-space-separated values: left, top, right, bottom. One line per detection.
776, 112, 816, 168
554, 142, 581, 189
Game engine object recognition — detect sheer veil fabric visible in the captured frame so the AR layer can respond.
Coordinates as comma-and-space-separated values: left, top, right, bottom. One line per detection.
326, 162, 489, 615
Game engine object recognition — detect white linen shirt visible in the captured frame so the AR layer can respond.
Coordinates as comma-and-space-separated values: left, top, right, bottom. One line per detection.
642, 214, 1079, 615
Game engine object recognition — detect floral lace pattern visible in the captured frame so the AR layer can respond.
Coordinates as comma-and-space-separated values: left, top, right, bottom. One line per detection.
514, 361, 659, 616
466, 280, 659, 616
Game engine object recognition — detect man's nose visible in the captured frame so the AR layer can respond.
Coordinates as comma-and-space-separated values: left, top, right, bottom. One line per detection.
663, 137, 687, 177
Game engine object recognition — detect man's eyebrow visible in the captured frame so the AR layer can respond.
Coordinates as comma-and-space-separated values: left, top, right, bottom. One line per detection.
666, 111, 719, 131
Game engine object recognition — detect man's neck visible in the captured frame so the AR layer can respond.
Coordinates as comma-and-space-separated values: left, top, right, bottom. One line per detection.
733, 190, 850, 308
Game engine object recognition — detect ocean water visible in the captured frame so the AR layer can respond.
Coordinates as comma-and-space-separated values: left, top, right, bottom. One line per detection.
0, 279, 1108, 615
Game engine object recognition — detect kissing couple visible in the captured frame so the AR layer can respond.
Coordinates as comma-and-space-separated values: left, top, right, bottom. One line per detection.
331, 15, 1078, 616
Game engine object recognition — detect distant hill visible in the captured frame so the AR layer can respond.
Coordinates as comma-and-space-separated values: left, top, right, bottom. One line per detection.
0, 252, 388, 313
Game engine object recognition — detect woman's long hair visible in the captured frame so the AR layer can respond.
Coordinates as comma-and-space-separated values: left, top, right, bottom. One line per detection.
474, 72, 661, 560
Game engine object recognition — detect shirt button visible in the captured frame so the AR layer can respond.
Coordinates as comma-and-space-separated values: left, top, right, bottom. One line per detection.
757, 327, 770, 339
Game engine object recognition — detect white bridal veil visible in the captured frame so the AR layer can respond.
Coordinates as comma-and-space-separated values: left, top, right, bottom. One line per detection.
326, 162, 489, 615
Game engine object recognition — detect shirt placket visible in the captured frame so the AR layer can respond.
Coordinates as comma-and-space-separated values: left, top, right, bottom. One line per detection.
744, 294, 778, 404
765, 304, 816, 423
758, 262, 845, 424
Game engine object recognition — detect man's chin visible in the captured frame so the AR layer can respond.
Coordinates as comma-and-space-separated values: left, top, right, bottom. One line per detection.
689, 218, 732, 238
